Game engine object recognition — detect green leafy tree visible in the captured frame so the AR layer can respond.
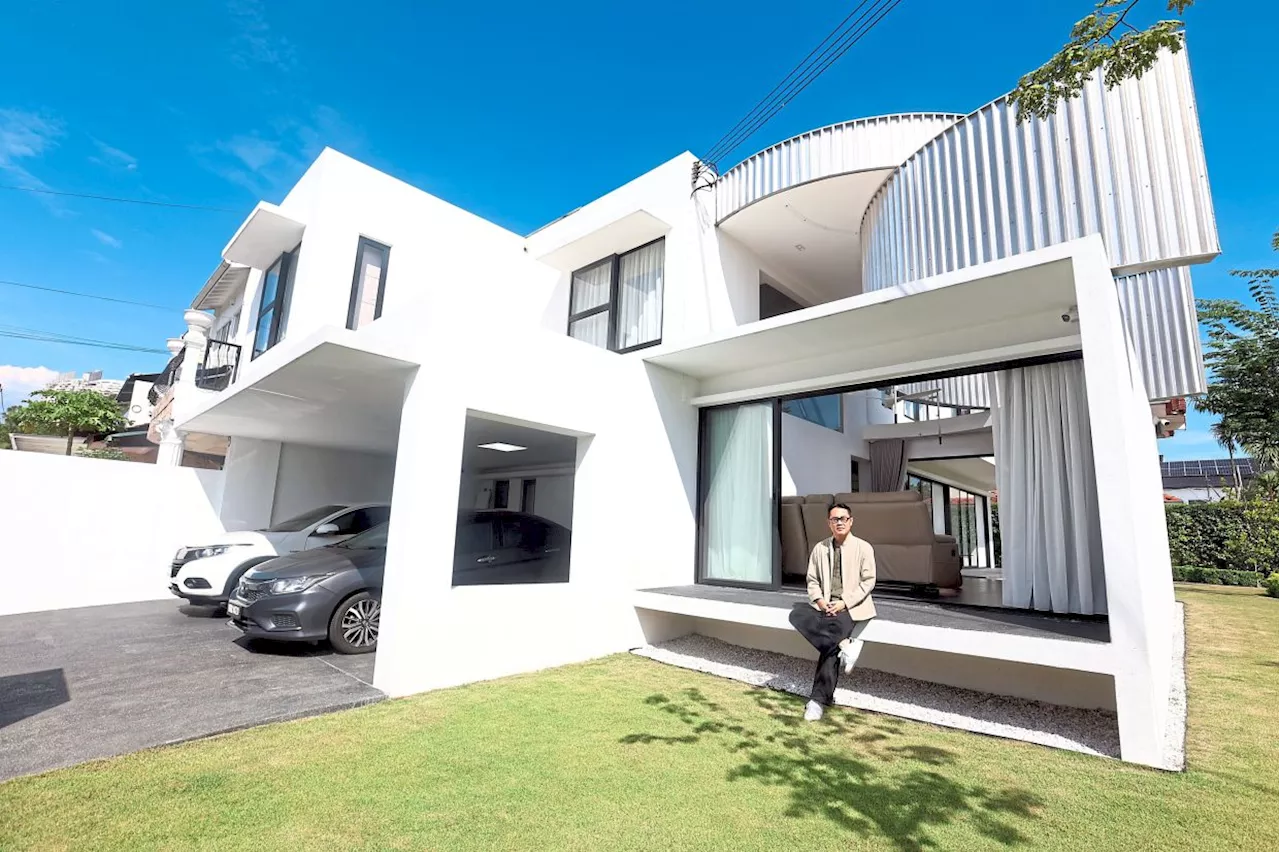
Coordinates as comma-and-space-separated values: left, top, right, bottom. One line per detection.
1011, 0, 1195, 122
1195, 235, 1280, 471
5, 389, 126, 456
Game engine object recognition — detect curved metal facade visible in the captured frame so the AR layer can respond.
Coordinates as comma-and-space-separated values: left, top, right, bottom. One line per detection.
859, 46, 1216, 399
898, 373, 991, 410
1115, 266, 1205, 400
715, 113, 961, 224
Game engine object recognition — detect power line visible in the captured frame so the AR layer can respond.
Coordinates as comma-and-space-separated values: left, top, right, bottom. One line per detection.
701, 0, 907, 170
0, 278, 181, 312
0, 184, 242, 213
0, 324, 169, 355
702, 0, 877, 165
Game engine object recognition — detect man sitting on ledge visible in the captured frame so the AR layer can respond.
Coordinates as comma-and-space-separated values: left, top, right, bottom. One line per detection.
787, 502, 877, 721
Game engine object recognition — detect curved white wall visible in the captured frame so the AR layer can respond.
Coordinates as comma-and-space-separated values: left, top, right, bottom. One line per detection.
715, 113, 961, 224
860, 46, 1216, 399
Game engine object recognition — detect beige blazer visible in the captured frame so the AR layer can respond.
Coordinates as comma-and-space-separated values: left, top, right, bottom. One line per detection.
806, 534, 877, 621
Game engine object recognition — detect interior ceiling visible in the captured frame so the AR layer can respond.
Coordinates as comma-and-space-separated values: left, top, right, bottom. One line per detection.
909, 456, 998, 494
462, 415, 578, 475
718, 169, 892, 305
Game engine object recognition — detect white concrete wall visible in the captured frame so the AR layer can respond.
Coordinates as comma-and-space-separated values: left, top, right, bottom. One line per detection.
683, 616, 1116, 710
266, 149, 552, 353
271, 442, 396, 524
219, 437, 281, 530
1074, 237, 1178, 768
0, 451, 227, 615
376, 323, 699, 697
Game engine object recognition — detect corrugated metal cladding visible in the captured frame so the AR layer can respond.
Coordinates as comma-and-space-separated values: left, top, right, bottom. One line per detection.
714, 113, 961, 224
897, 373, 991, 409
860, 45, 1216, 403
1115, 266, 1206, 399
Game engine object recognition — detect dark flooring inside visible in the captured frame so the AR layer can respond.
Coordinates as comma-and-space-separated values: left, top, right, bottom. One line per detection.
642, 583, 1110, 643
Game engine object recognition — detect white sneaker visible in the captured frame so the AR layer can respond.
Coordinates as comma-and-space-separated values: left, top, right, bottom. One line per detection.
839, 640, 863, 675
803, 700, 824, 721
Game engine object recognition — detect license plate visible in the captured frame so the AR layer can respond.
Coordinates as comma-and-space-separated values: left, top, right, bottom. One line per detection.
227, 603, 242, 618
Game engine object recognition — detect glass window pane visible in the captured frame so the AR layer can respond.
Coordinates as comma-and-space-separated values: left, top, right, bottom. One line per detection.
259, 261, 281, 308
253, 308, 274, 357
350, 241, 388, 330
570, 260, 612, 314
781, 393, 842, 431
614, 241, 663, 350
700, 403, 774, 584
569, 313, 609, 349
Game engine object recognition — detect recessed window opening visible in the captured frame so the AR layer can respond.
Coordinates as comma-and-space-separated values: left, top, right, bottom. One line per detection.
567, 238, 664, 353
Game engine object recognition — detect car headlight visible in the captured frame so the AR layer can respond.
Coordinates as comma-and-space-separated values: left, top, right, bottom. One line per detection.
269, 574, 335, 595
178, 545, 242, 562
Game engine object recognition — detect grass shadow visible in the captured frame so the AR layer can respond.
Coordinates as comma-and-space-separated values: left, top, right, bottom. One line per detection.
622, 686, 1043, 850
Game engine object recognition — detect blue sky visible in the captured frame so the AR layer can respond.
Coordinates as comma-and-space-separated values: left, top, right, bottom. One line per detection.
0, 0, 1274, 460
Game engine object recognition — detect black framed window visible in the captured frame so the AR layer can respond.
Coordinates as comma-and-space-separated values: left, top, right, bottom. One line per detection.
567, 238, 664, 353
850, 458, 861, 493
521, 478, 536, 514
252, 247, 298, 359
347, 237, 391, 330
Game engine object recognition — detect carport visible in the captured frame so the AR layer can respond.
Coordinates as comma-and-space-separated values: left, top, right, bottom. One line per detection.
178, 329, 419, 531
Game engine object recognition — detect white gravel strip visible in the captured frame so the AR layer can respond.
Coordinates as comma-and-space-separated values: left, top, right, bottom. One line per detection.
1162, 601, 1188, 771
634, 634, 1123, 760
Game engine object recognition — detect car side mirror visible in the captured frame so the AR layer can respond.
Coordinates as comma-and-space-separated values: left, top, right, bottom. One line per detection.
314, 523, 341, 536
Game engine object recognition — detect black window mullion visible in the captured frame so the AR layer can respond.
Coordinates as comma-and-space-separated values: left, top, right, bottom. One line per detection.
606, 254, 621, 352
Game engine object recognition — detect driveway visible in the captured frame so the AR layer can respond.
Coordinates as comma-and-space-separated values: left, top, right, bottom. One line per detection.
0, 599, 384, 782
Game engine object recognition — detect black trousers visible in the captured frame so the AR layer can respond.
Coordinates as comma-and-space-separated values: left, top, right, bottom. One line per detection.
789, 602, 856, 706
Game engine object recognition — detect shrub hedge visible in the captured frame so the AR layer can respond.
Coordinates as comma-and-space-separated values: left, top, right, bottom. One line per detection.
1171, 565, 1261, 587
1165, 500, 1277, 577
1265, 574, 1279, 599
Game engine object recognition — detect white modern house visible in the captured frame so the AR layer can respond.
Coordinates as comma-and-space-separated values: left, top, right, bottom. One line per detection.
79, 46, 1214, 767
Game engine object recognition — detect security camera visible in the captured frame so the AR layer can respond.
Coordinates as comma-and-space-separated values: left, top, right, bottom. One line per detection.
1061, 305, 1079, 324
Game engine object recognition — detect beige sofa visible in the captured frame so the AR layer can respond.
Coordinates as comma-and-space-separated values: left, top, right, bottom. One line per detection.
780, 491, 963, 590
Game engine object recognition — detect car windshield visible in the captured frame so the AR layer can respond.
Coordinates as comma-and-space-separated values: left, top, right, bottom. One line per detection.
337, 522, 390, 549
261, 505, 345, 533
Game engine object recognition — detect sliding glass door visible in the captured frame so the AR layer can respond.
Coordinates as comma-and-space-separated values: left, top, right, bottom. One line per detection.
697, 401, 780, 587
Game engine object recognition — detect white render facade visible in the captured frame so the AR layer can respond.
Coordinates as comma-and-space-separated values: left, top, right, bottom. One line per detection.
156, 46, 1214, 768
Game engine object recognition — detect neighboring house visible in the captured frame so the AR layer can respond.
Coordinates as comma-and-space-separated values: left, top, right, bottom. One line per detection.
45, 370, 126, 400
151, 45, 1213, 767
1161, 457, 1257, 503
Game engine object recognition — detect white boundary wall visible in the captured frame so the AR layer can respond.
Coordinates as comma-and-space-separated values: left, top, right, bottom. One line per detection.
0, 452, 228, 616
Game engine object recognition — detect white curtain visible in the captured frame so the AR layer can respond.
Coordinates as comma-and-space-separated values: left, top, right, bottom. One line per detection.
990, 361, 1106, 615
614, 241, 664, 350
570, 261, 611, 314
701, 403, 773, 583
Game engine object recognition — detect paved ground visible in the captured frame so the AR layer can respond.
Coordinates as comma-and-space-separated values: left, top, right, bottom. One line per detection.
0, 599, 384, 782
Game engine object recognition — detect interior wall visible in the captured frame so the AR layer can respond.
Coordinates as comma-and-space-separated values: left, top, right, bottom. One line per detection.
464, 470, 576, 529
272, 442, 396, 524
0, 451, 228, 615
781, 390, 893, 496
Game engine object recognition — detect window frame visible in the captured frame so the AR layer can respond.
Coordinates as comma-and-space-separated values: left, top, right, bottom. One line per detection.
345, 236, 391, 331
252, 245, 299, 360
566, 236, 664, 354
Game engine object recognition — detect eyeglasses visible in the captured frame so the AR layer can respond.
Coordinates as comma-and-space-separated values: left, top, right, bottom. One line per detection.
828, 517, 852, 526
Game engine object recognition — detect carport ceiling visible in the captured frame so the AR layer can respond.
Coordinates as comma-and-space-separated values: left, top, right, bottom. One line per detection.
181, 342, 415, 454
462, 416, 578, 474
909, 457, 998, 493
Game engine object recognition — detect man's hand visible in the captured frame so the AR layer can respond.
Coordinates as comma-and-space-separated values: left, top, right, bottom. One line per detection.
812, 598, 827, 612
825, 599, 846, 616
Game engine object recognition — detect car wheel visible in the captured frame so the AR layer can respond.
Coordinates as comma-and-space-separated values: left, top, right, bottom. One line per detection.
328, 591, 380, 654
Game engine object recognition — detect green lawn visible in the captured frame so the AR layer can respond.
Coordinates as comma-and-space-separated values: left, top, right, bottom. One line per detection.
1, 586, 1275, 851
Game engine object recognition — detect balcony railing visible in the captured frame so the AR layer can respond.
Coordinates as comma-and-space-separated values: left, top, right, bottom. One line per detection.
196, 339, 241, 392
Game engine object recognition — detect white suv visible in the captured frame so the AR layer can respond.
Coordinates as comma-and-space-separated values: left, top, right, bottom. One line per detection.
169, 503, 391, 609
